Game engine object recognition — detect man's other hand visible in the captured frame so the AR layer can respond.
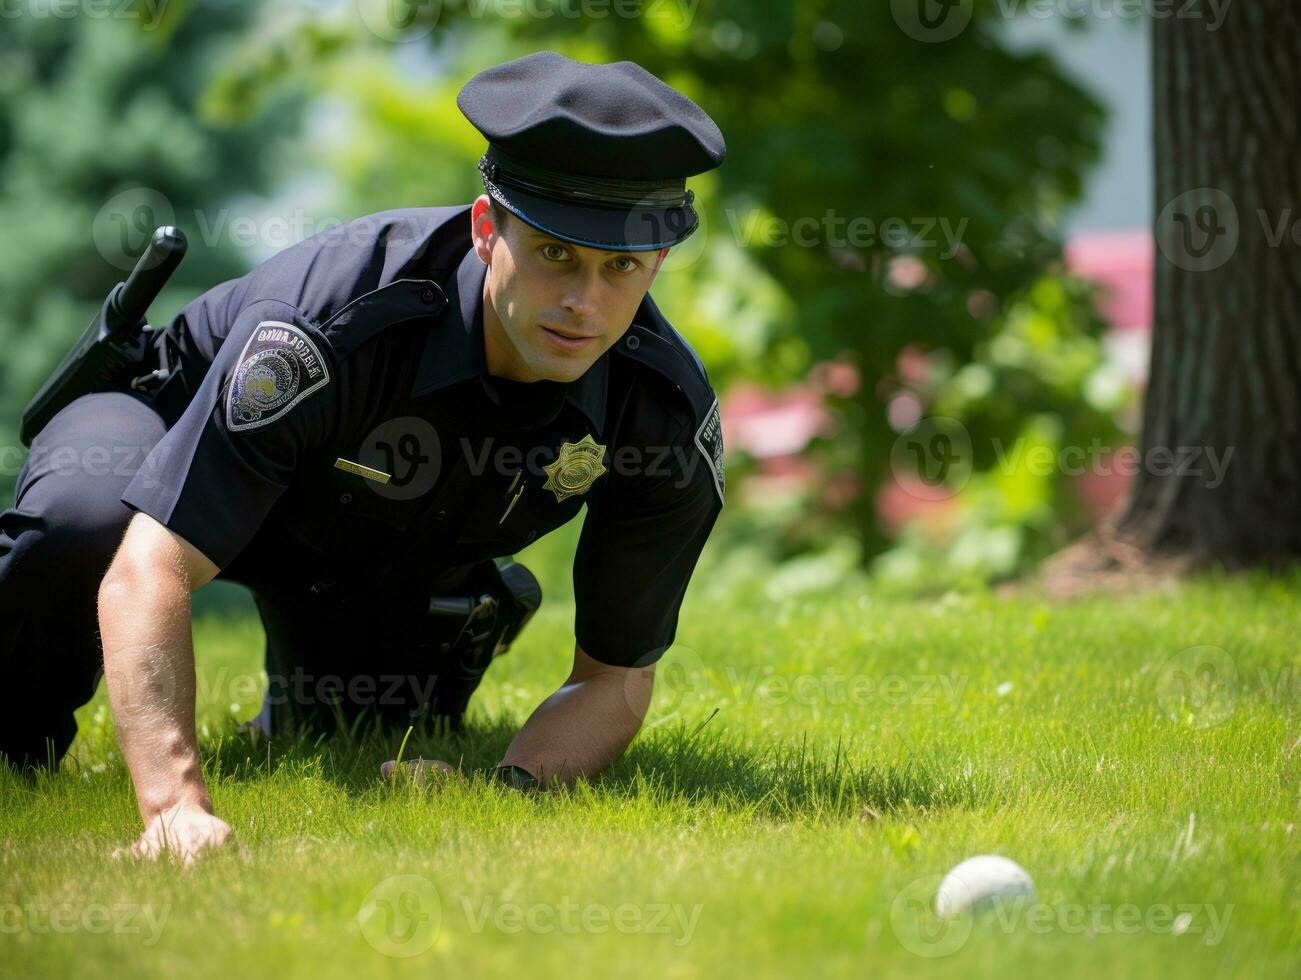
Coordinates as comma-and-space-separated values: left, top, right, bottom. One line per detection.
116, 801, 232, 866
380, 758, 461, 787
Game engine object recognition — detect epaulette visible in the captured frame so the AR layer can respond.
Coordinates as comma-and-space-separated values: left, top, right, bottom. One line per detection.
613, 294, 724, 504
316, 206, 472, 360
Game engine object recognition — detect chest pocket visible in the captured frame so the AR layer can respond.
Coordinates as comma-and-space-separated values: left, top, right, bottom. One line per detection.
317, 412, 447, 530
312, 459, 423, 533
271, 456, 424, 576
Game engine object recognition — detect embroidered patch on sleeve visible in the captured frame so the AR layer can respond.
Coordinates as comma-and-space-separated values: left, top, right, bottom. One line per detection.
694, 397, 725, 506
225, 321, 331, 432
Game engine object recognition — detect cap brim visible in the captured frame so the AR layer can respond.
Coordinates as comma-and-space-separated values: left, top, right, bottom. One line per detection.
485, 181, 698, 252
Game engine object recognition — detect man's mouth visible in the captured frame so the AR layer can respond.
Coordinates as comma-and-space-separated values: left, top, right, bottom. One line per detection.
540, 325, 599, 351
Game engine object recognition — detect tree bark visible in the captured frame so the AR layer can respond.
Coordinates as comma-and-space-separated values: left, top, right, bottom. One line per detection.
1120, 0, 1301, 568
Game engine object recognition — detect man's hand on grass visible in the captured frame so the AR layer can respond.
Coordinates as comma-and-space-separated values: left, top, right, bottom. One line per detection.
380, 758, 461, 787
117, 801, 232, 866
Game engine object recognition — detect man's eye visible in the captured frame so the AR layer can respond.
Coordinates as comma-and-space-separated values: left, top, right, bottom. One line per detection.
541, 245, 569, 261
610, 257, 639, 273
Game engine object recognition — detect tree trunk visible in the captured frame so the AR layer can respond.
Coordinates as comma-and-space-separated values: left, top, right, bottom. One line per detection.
1119, 0, 1301, 568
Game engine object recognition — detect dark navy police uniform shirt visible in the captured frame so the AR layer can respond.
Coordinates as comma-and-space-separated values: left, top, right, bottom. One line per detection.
121, 207, 725, 669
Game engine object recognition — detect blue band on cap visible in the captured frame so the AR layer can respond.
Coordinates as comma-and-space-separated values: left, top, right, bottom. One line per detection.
486, 183, 698, 252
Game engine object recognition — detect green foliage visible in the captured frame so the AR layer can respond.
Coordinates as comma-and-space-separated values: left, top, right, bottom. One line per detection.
872, 272, 1129, 590
0, 5, 305, 504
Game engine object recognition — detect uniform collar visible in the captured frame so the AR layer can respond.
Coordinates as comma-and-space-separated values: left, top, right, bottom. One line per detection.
411, 247, 609, 433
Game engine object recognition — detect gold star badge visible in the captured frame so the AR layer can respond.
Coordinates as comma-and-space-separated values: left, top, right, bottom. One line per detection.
542, 434, 608, 502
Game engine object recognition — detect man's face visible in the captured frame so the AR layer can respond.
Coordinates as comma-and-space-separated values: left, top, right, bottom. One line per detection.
472, 196, 668, 384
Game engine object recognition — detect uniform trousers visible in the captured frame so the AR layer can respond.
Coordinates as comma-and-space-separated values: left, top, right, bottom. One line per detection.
0, 392, 515, 770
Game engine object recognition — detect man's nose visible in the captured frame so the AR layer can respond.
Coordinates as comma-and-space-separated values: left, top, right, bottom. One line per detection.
559, 267, 601, 320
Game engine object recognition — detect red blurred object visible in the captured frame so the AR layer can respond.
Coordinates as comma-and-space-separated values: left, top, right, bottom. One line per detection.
876, 477, 959, 537
722, 373, 843, 460
722, 363, 861, 510
723, 230, 1156, 528
1064, 229, 1152, 332
1063, 229, 1154, 518
1074, 452, 1135, 521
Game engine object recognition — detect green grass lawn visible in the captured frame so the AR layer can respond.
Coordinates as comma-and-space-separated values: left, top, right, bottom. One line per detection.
2, 558, 1299, 979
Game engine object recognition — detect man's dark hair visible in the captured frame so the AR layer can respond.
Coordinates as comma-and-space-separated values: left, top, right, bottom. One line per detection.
486, 196, 511, 233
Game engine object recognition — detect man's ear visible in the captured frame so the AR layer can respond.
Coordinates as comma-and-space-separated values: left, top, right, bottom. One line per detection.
471, 195, 496, 263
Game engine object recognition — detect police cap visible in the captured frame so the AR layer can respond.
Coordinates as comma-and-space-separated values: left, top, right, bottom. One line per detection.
457, 50, 726, 252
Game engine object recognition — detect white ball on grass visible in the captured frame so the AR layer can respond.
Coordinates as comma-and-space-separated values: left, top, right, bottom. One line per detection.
935, 855, 1036, 917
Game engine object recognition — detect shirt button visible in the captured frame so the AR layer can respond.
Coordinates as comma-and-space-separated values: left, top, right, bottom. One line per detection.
340, 493, 353, 504
625, 334, 641, 351
436, 510, 448, 521
420, 287, 437, 304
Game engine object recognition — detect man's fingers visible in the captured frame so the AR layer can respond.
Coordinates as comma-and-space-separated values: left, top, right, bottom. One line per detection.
128, 832, 162, 861
111, 832, 159, 862
117, 808, 232, 864
381, 758, 459, 787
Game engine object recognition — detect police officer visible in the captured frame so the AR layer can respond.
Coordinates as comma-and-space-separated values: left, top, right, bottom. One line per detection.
0, 51, 726, 861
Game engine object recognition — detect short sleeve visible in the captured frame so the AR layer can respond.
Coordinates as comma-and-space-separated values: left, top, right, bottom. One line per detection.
121, 301, 337, 569
573, 416, 724, 668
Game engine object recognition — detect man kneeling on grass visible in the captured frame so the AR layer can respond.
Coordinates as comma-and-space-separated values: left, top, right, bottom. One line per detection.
0, 52, 727, 862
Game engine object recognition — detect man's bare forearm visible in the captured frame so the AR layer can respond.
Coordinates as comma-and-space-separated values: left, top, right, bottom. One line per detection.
99, 539, 210, 820
499, 651, 654, 785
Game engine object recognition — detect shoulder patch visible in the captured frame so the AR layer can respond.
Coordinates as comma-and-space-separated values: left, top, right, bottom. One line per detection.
226, 321, 331, 432
694, 396, 725, 506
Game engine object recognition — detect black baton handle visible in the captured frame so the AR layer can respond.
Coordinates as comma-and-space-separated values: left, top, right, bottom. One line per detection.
108, 226, 188, 338
18, 225, 189, 446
